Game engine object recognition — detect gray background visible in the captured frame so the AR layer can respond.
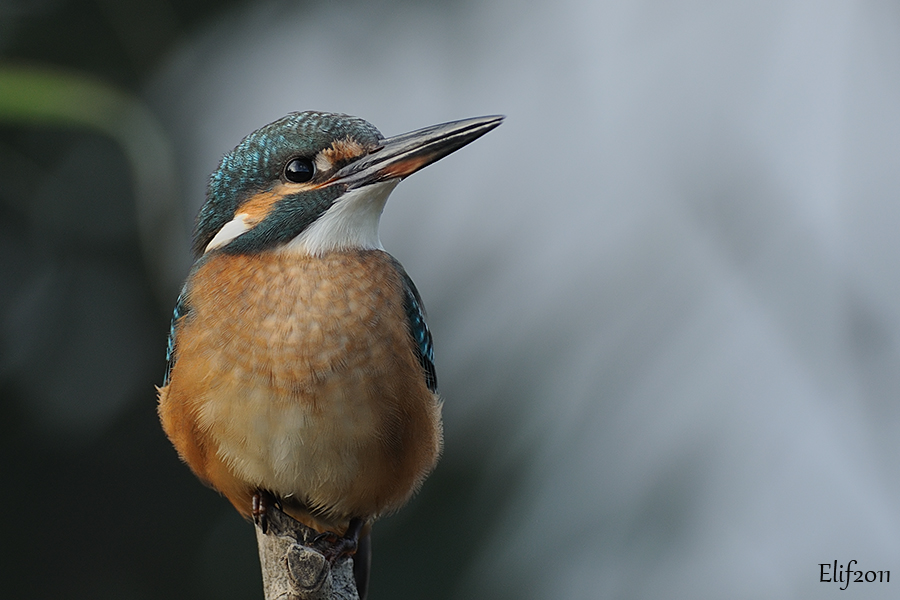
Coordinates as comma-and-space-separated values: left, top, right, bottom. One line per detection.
2, 1, 898, 598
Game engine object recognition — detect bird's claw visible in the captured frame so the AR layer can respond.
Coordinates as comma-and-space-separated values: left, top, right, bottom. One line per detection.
311, 518, 363, 562
311, 531, 358, 562
252, 490, 278, 534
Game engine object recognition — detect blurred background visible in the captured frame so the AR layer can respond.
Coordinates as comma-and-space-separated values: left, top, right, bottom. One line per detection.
2, 0, 899, 598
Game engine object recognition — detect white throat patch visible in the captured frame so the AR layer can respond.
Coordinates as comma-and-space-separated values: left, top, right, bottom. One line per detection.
286, 179, 400, 255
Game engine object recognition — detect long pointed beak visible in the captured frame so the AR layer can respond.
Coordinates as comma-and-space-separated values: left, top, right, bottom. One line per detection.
333, 115, 504, 189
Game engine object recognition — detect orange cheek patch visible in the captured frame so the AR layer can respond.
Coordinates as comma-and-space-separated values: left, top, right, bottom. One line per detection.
235, 141, 368, 226
239, 185, 290, 224
238, 182, 321, 224
317, 138, 369, 172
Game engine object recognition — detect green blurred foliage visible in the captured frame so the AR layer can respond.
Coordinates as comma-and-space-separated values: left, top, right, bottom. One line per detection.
0, 2, 254, 598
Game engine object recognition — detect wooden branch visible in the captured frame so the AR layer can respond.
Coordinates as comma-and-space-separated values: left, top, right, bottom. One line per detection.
255, 505, 360, 600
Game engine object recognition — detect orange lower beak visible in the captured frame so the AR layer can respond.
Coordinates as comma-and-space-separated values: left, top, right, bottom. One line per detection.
333, 115, 504, 189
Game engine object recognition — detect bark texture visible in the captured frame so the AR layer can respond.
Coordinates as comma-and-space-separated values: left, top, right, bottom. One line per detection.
256, 506, 359, 600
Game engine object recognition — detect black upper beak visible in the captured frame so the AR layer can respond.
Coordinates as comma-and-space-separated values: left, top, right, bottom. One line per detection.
333, 115, 504, 189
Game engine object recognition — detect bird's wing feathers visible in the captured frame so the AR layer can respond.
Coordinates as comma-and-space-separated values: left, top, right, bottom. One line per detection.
392, 262, 438, 393
163, 287, 190, 386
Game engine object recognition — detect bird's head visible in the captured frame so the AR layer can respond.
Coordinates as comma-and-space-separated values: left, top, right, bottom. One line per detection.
193, 111, 503, 258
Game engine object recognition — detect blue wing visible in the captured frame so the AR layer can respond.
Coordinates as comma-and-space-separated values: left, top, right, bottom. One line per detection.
162, 287, 189, 386
395, 265, 437, 393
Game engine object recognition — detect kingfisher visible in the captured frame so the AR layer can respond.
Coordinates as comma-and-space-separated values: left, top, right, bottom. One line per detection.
157, 110, 502, 598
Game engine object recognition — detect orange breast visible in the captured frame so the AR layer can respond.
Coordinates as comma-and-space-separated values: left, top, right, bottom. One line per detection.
158, 249, 442, 529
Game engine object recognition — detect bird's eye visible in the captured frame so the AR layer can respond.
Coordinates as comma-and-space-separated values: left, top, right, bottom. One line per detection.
284, 157, 315, 183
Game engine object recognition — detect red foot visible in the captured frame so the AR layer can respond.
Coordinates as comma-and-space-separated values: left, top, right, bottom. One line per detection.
311, 518, 364, 562
252, 490, 278, 534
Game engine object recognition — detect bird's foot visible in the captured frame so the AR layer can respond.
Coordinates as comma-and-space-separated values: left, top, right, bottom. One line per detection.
311, 517, 364, 562
252, 490, 279, 534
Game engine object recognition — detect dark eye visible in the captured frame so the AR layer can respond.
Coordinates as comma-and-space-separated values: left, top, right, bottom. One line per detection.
284, 157, 315, 183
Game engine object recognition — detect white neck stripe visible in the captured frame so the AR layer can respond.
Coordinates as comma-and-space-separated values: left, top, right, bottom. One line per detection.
204, 213, 251, 253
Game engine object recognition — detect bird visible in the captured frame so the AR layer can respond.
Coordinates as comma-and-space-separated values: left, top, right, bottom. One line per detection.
157, 110, 503, 598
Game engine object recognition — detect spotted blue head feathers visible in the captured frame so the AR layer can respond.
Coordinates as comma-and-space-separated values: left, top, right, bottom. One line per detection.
191, 111, 503, 259
194, 112, 383, 256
